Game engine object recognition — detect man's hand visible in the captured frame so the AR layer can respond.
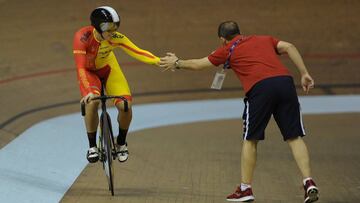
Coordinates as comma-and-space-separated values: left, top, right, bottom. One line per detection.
80, 93, 97, 104
160, 52, 179, 72
301, 73, 314, 93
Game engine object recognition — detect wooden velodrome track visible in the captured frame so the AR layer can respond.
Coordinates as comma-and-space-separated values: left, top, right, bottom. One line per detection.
1, 0, 359, 202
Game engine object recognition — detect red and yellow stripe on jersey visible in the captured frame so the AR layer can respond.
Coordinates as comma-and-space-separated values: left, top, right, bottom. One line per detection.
73, 26, 160, 100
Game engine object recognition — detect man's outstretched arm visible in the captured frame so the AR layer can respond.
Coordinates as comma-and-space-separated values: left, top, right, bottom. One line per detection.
160, 53, 216, 71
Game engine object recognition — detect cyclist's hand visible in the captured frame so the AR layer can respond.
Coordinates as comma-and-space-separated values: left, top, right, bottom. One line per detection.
80, 93, 97, 104
160, 53, 178, 72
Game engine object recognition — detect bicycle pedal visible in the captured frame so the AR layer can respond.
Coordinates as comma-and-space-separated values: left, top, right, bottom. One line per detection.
112, 151, 117, 160
100, 151, 106, 161
99, 155, 105, 162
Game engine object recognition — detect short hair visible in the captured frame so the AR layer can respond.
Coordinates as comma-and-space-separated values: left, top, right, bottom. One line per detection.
218, 21, 241, 41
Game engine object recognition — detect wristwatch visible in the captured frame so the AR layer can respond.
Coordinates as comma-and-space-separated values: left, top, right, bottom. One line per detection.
175, 59, 180, 69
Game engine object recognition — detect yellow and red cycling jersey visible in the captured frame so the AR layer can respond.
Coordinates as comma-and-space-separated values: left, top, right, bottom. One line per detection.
73, 26, 159, 100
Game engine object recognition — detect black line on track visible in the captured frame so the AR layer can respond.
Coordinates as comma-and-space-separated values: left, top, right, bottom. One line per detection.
1, 83, 359, 129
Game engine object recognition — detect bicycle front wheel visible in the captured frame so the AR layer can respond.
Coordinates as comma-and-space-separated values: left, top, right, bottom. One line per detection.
100, 113, 115, 196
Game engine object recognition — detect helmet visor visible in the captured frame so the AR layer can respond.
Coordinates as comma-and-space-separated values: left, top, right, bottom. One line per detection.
99, 22, 119, 32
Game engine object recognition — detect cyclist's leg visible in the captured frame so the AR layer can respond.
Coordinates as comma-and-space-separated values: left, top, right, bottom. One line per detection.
104, 55, 132, 162
84, 100, 101, 136
78, 68, 101, 162
104, 55, 133, 129
81, 76, 101, 135
114, 99, 132, 134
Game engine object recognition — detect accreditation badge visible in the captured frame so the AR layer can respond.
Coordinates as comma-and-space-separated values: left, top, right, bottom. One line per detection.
211, 69, 226, 90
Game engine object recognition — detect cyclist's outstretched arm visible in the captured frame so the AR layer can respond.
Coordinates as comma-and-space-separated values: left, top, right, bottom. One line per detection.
113, 33, 160, 65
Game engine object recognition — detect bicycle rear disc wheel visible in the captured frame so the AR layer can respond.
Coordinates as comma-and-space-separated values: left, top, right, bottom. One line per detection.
101, 113, 115, 196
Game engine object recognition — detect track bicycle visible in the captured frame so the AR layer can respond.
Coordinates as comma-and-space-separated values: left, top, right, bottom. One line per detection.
81, 80, 128, 196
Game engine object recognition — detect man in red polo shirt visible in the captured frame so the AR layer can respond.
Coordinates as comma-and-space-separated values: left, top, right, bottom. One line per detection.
159, 21, 319, 203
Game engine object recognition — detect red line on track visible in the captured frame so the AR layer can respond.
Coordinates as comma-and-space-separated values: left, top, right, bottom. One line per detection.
0, 53, 359, 85
0, 69, 73, 85
0, 61, 143, 85
303, 53, 360, 59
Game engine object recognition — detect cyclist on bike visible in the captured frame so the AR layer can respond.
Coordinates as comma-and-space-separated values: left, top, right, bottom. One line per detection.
73, 6, 160, 163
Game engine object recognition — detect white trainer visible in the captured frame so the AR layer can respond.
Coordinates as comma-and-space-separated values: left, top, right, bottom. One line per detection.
117, 144, 129, 162
86, 147, 99, 163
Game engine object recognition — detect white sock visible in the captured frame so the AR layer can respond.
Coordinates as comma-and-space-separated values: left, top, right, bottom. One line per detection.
240, 183, 251, 191
303, 177, 312, 185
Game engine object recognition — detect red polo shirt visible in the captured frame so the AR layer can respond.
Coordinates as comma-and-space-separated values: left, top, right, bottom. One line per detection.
208, 35, 291, 93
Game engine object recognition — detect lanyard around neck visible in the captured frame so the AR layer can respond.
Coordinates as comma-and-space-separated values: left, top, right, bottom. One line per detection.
223, 39, 241, 69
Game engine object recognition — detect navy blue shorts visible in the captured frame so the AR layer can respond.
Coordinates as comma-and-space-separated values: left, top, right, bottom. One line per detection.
242, 76, 305, 141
